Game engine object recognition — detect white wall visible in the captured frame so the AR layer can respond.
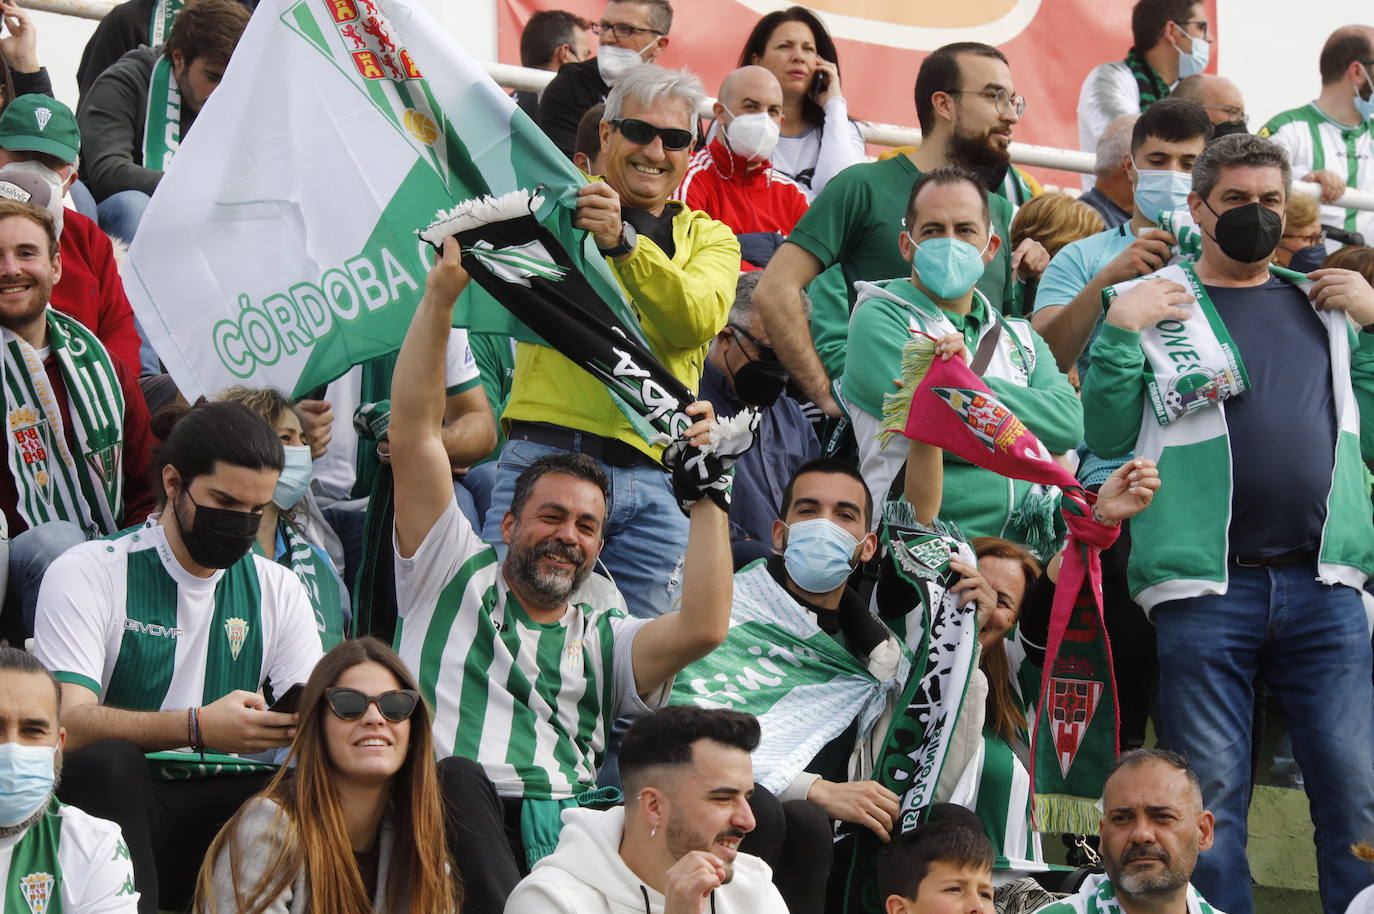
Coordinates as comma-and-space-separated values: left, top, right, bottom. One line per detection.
1218, 1, 1372, 127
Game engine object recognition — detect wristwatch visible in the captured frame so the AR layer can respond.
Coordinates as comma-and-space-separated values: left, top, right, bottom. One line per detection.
597, 222, 638, 259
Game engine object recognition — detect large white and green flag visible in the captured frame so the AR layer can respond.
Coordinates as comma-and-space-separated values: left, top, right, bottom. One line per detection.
123, 0, 623, 400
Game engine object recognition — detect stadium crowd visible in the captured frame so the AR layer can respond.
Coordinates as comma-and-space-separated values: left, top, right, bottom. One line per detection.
0, 0, 1373, 911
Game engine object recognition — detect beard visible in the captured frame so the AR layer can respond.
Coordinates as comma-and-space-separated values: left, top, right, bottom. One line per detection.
948, 120, 1012, 170
0, 276, 54, 337
664, 808, 747, 885
0, 749, 61, 841
506, 536, 593, 604
1107, 842, 1191, 898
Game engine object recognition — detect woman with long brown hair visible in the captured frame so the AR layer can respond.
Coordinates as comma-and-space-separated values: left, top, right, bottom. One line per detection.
194, 637, 459, 913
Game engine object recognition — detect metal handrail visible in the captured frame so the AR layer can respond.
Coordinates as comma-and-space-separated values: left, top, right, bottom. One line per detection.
29, 0, 1374, 212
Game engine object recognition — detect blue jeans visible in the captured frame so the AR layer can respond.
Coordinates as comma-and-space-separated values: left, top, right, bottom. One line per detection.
1154, 563, 1374, 914
8, 521, 87, 637
68, 179, 98, 221
480, 438, 687, 619
96, 189, 151, 245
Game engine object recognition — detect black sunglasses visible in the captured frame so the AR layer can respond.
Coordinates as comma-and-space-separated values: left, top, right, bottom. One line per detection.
608, 118, 693, 151
325, 687, 420, 722
729, 323, 778, 363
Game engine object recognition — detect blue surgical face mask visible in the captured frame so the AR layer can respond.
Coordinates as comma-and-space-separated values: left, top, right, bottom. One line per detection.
1174, 32, 1209, 79
910, 235, 990, 301
1356, 65, 1374, 120
783, 518, 861, 594
0, 743, 55, 827
1132, 168, 1193, 223
272, 445, 314, 510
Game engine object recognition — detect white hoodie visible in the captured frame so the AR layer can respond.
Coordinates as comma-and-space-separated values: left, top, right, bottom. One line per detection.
504, 807, 789, 914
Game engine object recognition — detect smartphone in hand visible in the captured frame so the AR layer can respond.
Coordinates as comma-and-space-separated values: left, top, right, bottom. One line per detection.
268, 683, 305, 714
809, 69, 830, 99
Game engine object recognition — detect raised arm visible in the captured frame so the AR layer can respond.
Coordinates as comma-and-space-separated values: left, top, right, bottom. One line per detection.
630, 403, 732, 696
903, 333, 966, 525
390, 238, 470, 558
754, 242, 831, 413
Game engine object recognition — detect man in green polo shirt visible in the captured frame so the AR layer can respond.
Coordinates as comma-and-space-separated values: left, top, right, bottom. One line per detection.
842, 166, 1080, 553
755, 42, 1047, 419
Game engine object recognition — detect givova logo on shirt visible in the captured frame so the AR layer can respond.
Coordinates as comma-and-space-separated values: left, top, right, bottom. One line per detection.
20, 872, 53, 914
124, 619, 182, 639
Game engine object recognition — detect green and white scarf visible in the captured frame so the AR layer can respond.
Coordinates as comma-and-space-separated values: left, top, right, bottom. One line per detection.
671, 561, 907, 795
273, 521, 344, 651
1104, 263, 1250, 426
1036, 873, 1221, 914
1155, 209, 1205, 262
147, 0, 185, 45
4, 798, 65, 914
1124, 48, 1171, 110
2, 311, 125, 537
143, 56, 182, 173
845, 509, 979, 914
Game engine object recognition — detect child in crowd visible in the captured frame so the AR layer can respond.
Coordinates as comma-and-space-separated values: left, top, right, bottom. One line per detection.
876, 819, 996, 914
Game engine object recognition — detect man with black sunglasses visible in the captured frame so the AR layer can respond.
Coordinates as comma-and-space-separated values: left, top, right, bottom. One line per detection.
537, 0, 672, 158
484, 64, 738, 624
699, 272, 817, 564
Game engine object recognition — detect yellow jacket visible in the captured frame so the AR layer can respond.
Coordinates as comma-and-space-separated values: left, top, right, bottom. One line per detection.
502, 199, 739, 460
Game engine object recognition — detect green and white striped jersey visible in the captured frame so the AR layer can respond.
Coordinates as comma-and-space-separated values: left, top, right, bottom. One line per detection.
33, 520, 323, 711
394, 498, 667, 801
1259, 104, 1374, 240
0, 799, 137, 913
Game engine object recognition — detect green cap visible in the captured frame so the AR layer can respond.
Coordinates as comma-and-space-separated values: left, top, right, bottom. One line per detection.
0, 95, 80, 164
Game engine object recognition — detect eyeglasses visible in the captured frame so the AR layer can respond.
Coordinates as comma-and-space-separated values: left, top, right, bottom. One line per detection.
728, 324, 778, 363
1173, 19, 1210, 40
591, 20, 664, 40
1282, 230, 1326, 247
944, 88, 1026, 118
1201, 105, 1247, 124
325, 687, 420, 722
608, 118, 694, 151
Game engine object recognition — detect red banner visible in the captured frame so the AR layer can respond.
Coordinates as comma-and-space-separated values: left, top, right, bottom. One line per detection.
498, 0, 1217, 187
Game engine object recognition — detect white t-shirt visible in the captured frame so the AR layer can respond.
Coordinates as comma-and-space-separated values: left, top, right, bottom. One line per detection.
394, 498, 668, 800
312, 328, 481, 501
0, 801, 138, 913
33, 521, 322, 710
1077, 61, 1142, 191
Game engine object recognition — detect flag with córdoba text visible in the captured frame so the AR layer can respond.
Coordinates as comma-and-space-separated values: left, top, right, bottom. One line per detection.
122, 0, 646, 403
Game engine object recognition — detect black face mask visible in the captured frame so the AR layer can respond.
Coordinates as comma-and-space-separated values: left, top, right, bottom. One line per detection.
1212, 120, 1249, 139
1204, 199, 1284, 264
176, 487, 261, 569
1286, 243, 1328, 274
732, 358, 788, 407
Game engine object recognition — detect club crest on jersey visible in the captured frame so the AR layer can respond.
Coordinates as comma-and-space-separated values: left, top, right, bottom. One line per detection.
564, 639, 583, 670
19, 872, 53, 914
225, 617, 249, 661
1048, 662, 1104, 778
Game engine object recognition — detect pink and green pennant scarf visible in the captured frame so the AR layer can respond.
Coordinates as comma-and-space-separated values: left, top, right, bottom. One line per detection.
885, 334, 1121, 834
